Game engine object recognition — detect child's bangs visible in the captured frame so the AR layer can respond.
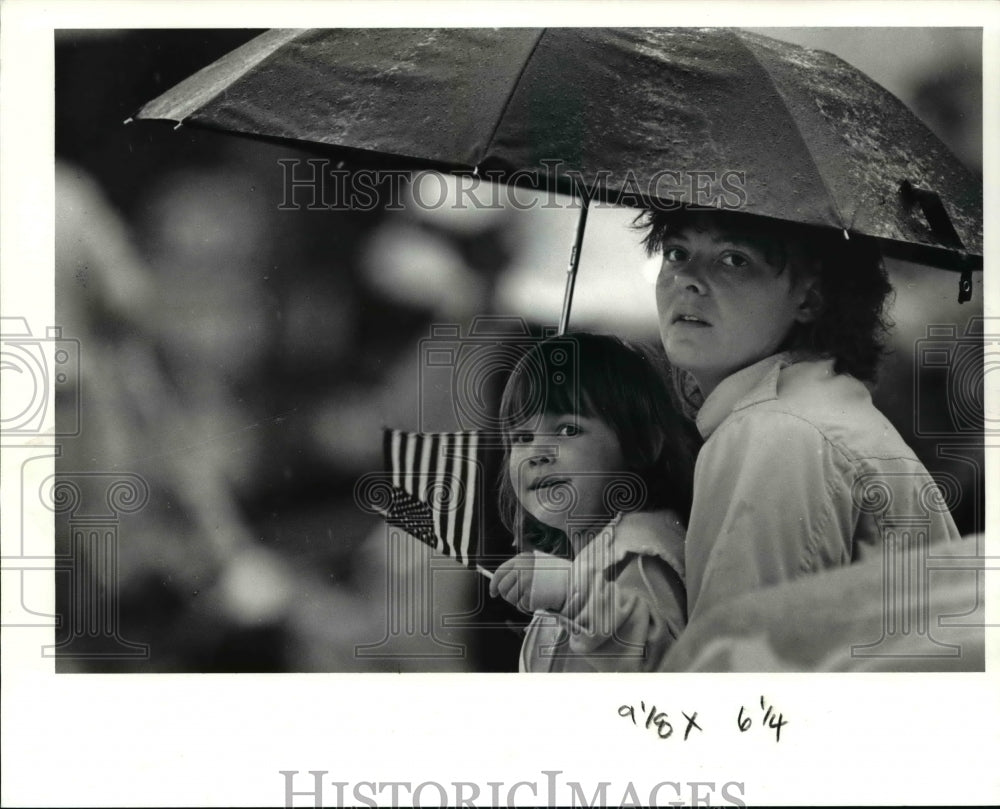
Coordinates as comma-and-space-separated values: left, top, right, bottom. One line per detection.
498, 341, 593, 433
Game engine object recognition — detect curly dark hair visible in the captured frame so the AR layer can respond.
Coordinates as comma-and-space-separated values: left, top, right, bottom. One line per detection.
634, 208, 895, 387
497, 332, 700, 558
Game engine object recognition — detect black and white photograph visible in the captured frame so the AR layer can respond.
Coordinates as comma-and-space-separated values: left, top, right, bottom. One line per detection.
2, 2, 997, 807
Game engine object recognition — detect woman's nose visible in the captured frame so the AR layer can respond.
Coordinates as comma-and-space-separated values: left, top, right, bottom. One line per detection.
665, 256, 709, 293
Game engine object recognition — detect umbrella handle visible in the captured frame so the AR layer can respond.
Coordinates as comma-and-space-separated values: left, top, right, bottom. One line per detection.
558, 196, 591, 335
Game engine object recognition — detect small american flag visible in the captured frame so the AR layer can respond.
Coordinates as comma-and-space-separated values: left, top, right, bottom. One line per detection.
371, 429, 497, 577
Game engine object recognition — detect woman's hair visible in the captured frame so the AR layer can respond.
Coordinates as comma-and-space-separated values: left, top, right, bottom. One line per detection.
497, 332, 700, 557
635, 208, 895, 389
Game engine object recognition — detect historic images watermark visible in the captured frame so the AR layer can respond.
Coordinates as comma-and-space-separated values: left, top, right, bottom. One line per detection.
853, 315, 1000, 662
42, 471, 151, 659
913, 317, 995, 439
417, 317, 572, 434
849, 470, 969, 660
278, 769, 748, 808
353, 463, 488, 661
1, 316, 149, 659
842, 317, 996, 663
277, 158, 748, 212
1, 316, 80, 437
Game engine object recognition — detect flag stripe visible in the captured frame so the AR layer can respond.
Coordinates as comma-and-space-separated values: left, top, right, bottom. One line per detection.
429, 434, 450, 557
415, 432, 438, 554
433, 432, 450, 557
418, 430, 433, 501
404, 431, 417, 495
459, 431, 478, 566
444, 431, 460, 563
390, 430, 402, 488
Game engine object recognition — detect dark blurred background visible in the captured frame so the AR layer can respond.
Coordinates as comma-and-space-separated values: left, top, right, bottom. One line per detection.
53, 29, 984, 672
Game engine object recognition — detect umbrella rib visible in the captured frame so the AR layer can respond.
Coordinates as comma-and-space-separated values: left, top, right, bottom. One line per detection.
729, 30, 849, 231
138, 28, 308, 123
481, 28, 548, 162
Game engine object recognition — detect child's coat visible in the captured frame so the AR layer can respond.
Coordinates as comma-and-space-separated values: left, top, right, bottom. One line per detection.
519, 510, 687, 673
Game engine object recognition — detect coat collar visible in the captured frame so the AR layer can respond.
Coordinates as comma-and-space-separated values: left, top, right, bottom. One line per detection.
695, 353, 792, 439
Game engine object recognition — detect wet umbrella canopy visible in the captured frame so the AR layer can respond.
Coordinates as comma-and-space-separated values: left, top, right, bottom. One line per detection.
137, 27, 982, 289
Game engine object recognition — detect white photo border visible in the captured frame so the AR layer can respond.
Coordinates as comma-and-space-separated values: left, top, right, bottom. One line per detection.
2, 1, 997, 806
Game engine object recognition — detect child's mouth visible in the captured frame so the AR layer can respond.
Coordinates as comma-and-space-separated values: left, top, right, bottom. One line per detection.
530, 477, 570, 492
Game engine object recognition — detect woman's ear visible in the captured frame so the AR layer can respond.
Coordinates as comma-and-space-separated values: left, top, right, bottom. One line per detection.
794, 276, 822, 324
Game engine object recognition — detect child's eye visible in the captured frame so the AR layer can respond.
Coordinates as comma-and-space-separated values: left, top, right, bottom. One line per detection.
556, 423, 580, 437
720, 251, 750, 269
510, 431, 534, 445
663, 246, 688, 263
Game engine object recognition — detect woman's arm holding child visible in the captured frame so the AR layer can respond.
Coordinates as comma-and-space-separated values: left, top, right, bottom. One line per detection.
563, 513, 686, 670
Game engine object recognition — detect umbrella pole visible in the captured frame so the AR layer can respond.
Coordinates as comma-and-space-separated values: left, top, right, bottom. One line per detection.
557, 196, 591, 336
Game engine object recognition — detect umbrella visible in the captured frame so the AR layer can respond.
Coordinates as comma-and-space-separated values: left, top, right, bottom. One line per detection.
133, 28, 983, 575
135, 27, 982, 314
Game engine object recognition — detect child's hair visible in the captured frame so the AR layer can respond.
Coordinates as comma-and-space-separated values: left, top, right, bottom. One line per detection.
497, 332, 699, 558
635, 208, 895, 389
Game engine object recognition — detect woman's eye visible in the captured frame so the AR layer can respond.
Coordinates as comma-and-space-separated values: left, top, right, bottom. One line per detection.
511, 432, 533, 445
663, 246, 688, 263
556, 424, 580, 437
720, 252, 750, 269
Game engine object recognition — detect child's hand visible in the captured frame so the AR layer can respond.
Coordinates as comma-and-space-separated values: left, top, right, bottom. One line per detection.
490, 552, 571, 614
490, 553, 537, 613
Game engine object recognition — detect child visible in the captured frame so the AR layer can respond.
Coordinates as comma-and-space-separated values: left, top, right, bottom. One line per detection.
489, 332, 699, 672
638, 207, 962, 628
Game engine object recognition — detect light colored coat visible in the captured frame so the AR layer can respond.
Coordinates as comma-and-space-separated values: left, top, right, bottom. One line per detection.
685, 353, 961, 622
519, 510, 686, 672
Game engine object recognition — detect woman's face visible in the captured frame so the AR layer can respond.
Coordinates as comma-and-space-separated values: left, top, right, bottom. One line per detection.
508, 412, 626, 534
655, 217, 816, 396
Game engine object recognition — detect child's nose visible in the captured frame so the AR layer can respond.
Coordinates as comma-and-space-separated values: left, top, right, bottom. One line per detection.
527, 448, 555, 467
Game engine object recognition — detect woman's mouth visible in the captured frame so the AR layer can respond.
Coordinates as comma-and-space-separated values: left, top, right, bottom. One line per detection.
673, 313, 711, 326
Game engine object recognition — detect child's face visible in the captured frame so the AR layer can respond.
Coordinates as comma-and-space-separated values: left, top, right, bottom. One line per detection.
508, 412, 626, 535
655, 216, 815, 395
